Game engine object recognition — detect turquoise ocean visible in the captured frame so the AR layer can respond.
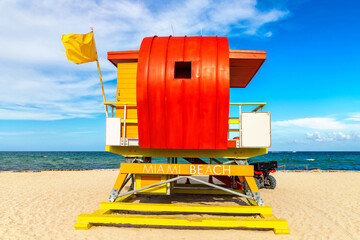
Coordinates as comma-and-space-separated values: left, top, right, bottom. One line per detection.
0, 151, 359, 171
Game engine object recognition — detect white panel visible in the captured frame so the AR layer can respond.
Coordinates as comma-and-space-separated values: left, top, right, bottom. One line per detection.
241, 112, 271, 148
128, 139, 139, 146
105, 118, 121, 146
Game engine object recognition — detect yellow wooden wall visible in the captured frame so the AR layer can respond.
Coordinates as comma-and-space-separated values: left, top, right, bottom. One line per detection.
116, 62, 138, 138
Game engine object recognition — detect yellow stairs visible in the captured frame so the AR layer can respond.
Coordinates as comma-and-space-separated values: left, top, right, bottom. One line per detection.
74, 163, 290, 235
75, 200, 290, 234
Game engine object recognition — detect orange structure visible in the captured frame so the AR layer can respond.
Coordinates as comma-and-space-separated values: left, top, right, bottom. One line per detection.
74, 36, 289, 235
106, 36, 267, 153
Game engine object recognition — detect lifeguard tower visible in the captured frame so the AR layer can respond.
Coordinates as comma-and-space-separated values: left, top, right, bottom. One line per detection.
75, 36, 290, 234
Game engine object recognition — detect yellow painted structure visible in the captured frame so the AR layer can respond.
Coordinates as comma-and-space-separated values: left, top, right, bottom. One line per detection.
116, 63, 138, 138
120, 163, 253, 176
75, 163, 290, 234
68, 33, 289, 234
135, 174, 168, 194
105, 146, 268, 158
77, 99, 288, 235
75, 194, 290, 234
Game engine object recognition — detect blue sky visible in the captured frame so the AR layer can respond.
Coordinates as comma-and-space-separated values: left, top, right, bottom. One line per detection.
0, 0, 359, 151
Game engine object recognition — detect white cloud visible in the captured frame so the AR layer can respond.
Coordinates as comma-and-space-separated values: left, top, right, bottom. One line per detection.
346, 113, 360, 122
273, 117, 347, 130
0, 64, 116, 120
0, 131, 36, 136
273, 116, 360, 146
306, 131, 354, 142
264, 32, 273, 37
0, 0, 288, 120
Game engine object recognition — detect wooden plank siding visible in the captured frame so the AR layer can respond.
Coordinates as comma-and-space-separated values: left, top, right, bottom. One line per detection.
116, 62, 138, 138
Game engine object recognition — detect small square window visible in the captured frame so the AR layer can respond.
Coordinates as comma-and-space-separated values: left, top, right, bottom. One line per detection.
174, 62, 191, 79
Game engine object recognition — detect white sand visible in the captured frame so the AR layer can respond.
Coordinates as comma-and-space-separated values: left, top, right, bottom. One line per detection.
0, 170, 359, 240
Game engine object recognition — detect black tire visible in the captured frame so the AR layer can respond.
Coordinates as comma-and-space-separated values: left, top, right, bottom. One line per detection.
265, 175, 277, 189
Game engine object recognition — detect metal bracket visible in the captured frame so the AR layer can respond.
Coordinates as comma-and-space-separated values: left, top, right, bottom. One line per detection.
108, 189, 120, 202
242, 178, 265, 206
223, 160, 235, 165
242, 181, 252, 197
124, 157, 143, 163
253, 192, 265, 206
235, 159, 248, 165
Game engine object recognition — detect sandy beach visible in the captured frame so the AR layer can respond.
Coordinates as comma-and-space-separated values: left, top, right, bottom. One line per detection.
0, 170, 359, 240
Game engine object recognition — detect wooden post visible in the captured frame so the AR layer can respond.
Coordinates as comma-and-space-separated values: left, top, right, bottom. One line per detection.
91, 27, 109, 117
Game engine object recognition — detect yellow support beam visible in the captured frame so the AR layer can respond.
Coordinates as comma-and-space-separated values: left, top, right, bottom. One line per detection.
74, 222, 92, 230
74, 209, 111, 230
112, 173, 128, 190
104, 102, 137, 106
229, 102, 267, 106
99, 202, 273, 215
244, 176, 260, 192
106, 146, 268, 158
76, 212, 290, 234
228, 119, 239, 124
119, 163, 254, 176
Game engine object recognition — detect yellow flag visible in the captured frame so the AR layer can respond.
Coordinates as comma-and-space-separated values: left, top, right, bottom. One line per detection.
62, 31, 97, 64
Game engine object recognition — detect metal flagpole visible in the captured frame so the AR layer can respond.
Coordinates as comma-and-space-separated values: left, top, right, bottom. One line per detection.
91, 27, 109, 117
